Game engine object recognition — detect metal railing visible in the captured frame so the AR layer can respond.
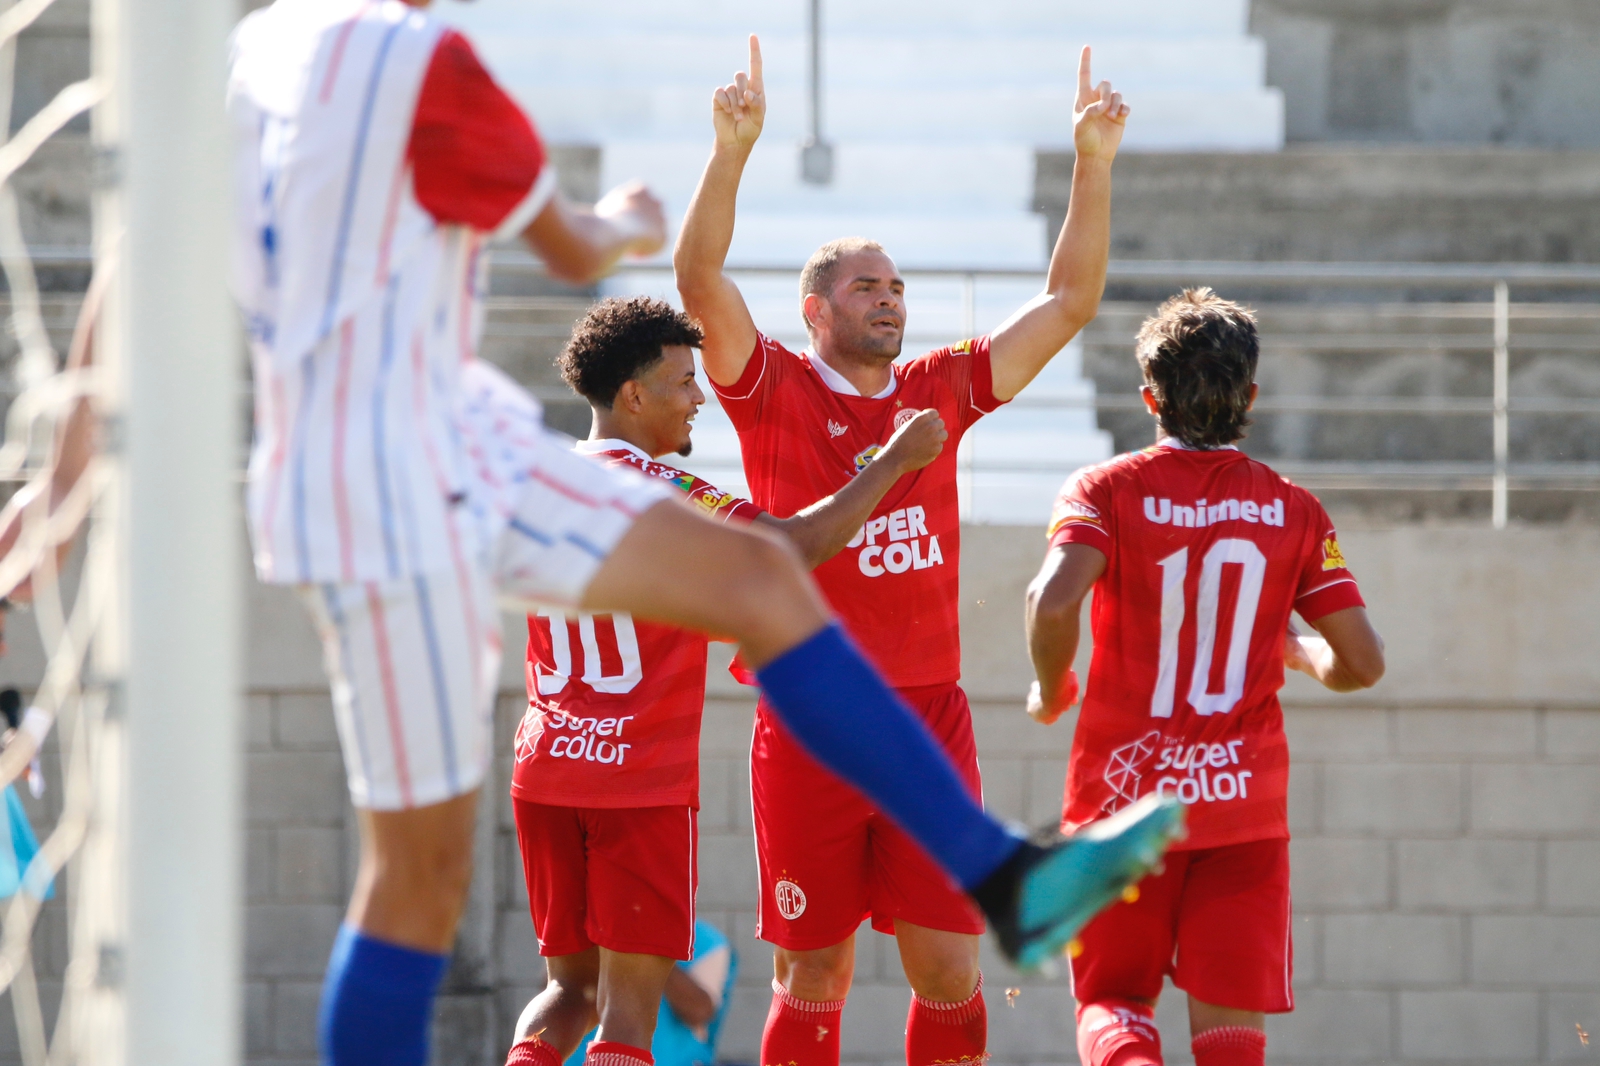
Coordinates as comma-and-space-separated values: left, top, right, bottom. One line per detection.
494, 254, 1600, 528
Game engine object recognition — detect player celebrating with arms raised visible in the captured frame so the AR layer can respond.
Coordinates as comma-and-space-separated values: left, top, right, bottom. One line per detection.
1026, 290, 1386, 1066
675, 36, 1151, 1066
504, 295, 949, 1066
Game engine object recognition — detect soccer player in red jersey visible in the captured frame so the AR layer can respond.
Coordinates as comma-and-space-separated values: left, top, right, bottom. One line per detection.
1025, 290, 1387, 1066
674, 36, 1144, 1066
505, 297, 951, 1065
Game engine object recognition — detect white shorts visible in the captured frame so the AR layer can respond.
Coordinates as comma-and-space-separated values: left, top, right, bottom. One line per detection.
303, 437, 673, 810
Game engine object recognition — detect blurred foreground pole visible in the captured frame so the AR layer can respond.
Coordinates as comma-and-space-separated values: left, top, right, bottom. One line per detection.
95, 0, 241, 1060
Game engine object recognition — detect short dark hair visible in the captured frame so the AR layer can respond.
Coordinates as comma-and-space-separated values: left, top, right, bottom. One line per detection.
559, 296, 704, 407
1135, 288, 1259, 449
798, 237, 888, 332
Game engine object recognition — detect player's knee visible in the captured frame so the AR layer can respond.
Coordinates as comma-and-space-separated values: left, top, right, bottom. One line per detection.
775, 944, 854, 1001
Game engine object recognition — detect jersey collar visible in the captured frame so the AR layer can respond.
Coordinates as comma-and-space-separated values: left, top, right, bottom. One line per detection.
1157, 436, 1239, 453
576, 437, 652, 462
806, 350, 898, 400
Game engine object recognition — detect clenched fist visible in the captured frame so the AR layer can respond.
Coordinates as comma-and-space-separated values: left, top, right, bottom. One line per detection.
879, 408, 948, 473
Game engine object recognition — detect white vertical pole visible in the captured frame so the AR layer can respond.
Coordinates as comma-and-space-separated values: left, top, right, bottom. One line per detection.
955, 272, 977, 520
1491, 281, 1509, 530
112, 0, 241, 1063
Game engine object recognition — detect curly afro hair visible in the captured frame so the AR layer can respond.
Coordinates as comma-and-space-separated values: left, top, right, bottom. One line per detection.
1136, 288, 1259, 449
558, 296, 705, 408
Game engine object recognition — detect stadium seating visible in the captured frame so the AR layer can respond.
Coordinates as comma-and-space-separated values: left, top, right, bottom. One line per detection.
445, 0, 1286, 520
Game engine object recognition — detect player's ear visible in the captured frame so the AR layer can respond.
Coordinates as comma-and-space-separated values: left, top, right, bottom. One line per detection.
1247, 383, 1259, 411
1139, 385, 1160, 417
802, 292, 827, 334
616, 378, 645, 414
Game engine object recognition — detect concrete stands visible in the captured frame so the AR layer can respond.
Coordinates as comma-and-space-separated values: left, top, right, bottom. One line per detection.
445, 0, 1287, 520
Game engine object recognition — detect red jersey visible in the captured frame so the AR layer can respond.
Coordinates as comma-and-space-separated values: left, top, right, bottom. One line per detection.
713, 333, 1005, 688
511, 441, 761, 809
1049, 443, 1364, 849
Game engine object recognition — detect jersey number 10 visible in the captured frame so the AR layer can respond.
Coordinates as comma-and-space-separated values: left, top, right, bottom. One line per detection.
1152, 539, 1267, 718
534, 610, 644, 696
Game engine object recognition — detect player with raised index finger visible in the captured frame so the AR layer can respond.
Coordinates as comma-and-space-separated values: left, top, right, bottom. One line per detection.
1026, 290, 1387, 1066
675, 35, 1161, 1066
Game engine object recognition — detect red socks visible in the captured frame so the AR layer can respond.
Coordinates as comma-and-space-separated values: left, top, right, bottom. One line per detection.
586, 1041, 653, 1066
906, 973, 988, 1066
1077, 1000, 1163, 1066
762, 978, 845, 1066
505, 1036, 563, 1066
1191, 1026, 1266, 1066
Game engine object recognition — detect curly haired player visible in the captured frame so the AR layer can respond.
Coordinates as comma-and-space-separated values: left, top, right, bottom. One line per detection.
1026, 289, 1386, 1066
230, 5, 1178, 1062
503, 296, 948, 1064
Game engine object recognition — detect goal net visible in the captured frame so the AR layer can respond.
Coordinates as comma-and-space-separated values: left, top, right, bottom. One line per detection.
0, 0, 240, 1061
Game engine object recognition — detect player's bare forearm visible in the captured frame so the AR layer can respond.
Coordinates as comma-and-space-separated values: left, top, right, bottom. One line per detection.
523, 186, 666, 287
761, 409, 947, 567
1286, 608, 1386, 692
662, 965, 717, 1027
1024, 544, 1106, 723
674, 145, 759, 386
988, 158, 1113, 400
676, 35, 765, 386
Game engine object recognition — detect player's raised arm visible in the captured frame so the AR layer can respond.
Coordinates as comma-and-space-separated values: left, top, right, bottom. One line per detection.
988, 46, 1128, 402
758, 408, 948, 567
674, 34, 765, 387
1284, 608, 1386, 692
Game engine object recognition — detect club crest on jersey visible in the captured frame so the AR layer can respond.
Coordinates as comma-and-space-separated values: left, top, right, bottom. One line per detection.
852, 444, 882, 473
892, 407, 918, 431
827, 419, 848, 438
773, 877, 807, 920
1322, 535, 1347, 571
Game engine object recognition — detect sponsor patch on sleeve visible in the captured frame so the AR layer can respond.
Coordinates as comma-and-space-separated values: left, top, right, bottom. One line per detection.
1048, 498, 1103, 537
1321, 534, 1348, 571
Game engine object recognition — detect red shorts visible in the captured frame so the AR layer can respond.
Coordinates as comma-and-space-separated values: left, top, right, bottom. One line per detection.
513, 799, 697, 961
751, 682, 985, 949
1071, 837, 1293, 1013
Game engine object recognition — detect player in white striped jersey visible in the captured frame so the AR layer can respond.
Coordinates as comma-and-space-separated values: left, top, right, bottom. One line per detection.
230, 4, 1181, 1063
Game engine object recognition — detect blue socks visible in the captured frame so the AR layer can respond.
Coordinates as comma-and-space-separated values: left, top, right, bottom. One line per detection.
755, 623, 1021, 889
319, 924, 449, 1066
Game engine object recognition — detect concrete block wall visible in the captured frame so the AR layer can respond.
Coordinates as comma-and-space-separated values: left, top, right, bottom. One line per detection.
208, 525, 1600, 1064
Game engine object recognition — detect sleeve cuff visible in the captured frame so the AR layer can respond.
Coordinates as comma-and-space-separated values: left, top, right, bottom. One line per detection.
1296, 578, 1365, 622
491, 165, 559, 242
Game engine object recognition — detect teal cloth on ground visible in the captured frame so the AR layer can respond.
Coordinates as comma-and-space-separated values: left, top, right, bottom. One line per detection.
0, 785, 52, 900
561, 919, 737, 1066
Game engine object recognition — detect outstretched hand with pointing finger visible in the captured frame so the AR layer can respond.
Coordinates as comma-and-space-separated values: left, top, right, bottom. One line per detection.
1073, 46, 1131, 162
712, 34, 766, 152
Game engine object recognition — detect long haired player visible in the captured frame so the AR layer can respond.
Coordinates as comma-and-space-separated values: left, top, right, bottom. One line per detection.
1026, 290, 1387, 1066
230, 5, 1177, 1062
